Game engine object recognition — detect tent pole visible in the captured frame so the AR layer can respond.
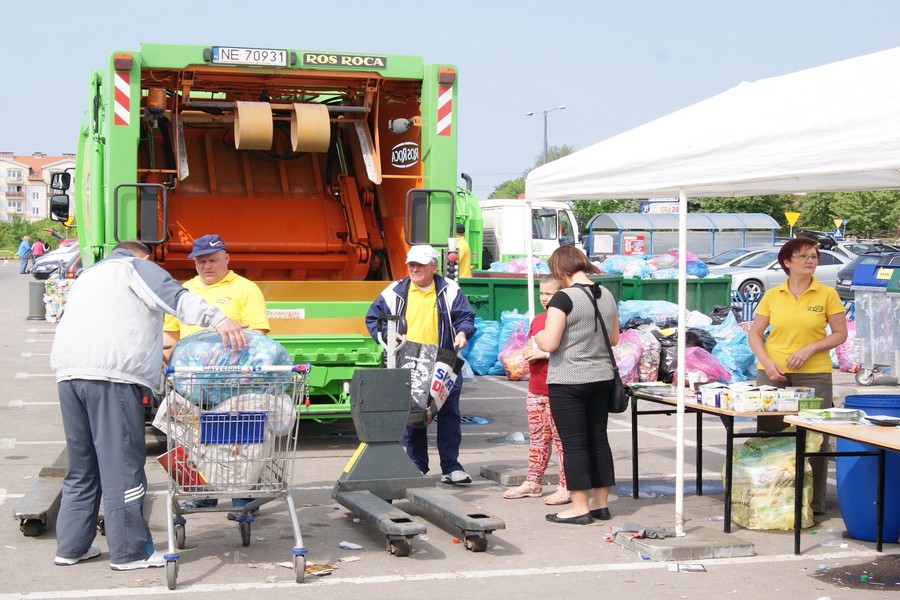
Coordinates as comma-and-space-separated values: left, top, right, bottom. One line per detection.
526, 198, 535, 320
675, 189, 687, 537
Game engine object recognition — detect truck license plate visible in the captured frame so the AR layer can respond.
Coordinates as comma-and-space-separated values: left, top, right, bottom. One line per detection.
211, 46, 288, 67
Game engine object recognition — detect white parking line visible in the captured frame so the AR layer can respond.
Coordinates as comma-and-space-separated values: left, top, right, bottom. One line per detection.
0, 549, 881, 599
8, 401, 57, 408
21, 352, 50, 358
14, 372, 55, 379
25, 338, 53, 343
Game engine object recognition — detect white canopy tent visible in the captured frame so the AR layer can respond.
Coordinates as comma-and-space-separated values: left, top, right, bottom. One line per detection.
524, 46, 900, 536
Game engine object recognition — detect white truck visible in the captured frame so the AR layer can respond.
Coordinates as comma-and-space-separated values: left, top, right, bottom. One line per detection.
479, 199, 582, 266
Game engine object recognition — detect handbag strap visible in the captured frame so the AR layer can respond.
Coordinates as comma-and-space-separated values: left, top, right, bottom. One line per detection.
575, 285, 618, 374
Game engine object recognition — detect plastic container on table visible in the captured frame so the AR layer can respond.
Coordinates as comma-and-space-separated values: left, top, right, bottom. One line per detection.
835, 394, 900, 544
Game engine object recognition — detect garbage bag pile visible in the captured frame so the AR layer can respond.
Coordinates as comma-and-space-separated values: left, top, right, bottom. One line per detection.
487, 257, 550, 274
598, 249, 710, 279
462, 311, 530, 376
466, 299, 755, 386
618, 301, 755, 387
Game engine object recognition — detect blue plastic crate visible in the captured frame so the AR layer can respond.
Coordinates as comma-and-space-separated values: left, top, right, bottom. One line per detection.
200, 411, 267, 444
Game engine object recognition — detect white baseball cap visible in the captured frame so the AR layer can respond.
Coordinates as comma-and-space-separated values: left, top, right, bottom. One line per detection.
406, 244, 439, 265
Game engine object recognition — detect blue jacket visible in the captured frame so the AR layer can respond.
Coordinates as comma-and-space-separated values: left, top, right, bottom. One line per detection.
366, 274, 476, 351
17, 239, 31, 258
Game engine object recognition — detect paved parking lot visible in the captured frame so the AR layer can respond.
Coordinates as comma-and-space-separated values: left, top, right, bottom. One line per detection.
1, 261, 897, 599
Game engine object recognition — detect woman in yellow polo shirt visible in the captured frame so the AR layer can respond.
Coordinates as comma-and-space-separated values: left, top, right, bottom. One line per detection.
747, 237, 847, 515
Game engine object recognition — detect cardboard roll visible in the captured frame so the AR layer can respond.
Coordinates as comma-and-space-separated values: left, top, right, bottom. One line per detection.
234, 101, 274, 150
291, 103, 331, 153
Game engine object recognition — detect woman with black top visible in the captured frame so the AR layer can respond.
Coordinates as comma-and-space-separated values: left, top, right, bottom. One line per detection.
535, 245, 620, 525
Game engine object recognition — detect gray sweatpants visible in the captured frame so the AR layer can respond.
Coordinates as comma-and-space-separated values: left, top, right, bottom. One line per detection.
56, 380, 154, 564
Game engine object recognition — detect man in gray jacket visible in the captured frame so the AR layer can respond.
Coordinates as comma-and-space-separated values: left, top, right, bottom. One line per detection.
50, 241, 247, 571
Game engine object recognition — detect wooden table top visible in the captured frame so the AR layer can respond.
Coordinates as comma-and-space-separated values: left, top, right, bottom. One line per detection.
784, 415, 900, 451
633, 389, 797, 418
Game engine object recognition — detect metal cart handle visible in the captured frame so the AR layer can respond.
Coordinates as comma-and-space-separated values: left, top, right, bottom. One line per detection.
376, 315, 407, 369
164, 364, 311, 375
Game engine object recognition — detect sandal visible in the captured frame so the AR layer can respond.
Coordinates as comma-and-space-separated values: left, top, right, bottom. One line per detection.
544, 488, 571, 505
503, 482, 543, 499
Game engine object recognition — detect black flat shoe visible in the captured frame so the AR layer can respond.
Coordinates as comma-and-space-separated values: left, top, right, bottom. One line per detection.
545, 512, 593, 525
590, 508, 611, 520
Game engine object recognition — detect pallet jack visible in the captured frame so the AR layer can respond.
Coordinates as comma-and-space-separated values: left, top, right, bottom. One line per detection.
332, 316, 504, 556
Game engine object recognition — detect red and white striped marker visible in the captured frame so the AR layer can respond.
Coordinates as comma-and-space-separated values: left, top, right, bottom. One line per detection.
114, 72, 131, 126
436, 85, 452, 136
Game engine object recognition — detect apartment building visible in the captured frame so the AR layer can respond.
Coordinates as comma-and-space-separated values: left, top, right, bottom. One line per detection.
0, 152, 75, 222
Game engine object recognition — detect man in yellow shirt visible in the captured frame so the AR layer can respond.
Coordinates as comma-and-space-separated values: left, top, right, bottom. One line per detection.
162, 234, 269, 353
365, 244, 476, 484
455, 223, 472, 278
163, 234, 270, 517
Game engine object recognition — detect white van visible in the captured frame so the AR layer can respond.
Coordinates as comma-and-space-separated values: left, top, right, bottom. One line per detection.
479, 199, 582, 265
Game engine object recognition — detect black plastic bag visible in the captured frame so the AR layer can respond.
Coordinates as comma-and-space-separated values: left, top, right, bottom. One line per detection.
652, 331, 678, 383
686, 327, 717, 353
622, 316, 654, 331
708, 304, 743, 325
396, 341, 462, 428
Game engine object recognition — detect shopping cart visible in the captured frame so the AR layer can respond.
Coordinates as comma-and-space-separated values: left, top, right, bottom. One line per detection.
159, 364, 310, 589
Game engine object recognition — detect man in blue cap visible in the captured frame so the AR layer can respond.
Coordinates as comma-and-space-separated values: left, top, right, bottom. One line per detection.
163, 234, 269, 352
163, 234, 270, 517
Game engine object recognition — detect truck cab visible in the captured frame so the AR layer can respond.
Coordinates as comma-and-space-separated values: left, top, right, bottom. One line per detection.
479, 199, 581, 266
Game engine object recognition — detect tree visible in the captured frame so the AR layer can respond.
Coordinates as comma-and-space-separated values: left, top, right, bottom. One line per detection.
831, 191, 900, 237
0, 217, 66, 254
490, 178, 525, 200
570, 199, 640, 232
487, 144, 577, 199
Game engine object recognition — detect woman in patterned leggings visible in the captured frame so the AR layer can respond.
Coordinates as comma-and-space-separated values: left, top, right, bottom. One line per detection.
502, 276, 569, 505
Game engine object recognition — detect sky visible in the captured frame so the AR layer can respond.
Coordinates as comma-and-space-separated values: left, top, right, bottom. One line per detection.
3, 0, 900, 199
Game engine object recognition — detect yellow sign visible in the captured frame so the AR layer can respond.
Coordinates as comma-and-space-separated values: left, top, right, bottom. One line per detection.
833, 218, 843, 229
784, 212, 800, 226
876, 268, 894, 280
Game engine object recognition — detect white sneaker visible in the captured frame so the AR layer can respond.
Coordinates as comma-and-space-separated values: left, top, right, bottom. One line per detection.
55, 544, 101, 566
110, 551, 166, 571
440, 470, 472, 484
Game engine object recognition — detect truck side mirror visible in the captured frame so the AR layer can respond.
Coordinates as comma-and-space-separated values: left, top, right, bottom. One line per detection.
49, 194, 70, 222
50, 172, 71, 191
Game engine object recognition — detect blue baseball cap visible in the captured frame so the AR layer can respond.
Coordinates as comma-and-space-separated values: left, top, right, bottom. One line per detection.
188, 234, 228, 258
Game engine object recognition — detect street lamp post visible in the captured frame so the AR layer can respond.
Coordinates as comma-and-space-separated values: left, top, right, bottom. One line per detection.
526, 105, 566, 165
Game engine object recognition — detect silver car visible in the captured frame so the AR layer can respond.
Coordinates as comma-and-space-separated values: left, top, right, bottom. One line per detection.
723, 248, 849, 297
31, 244, 80, 280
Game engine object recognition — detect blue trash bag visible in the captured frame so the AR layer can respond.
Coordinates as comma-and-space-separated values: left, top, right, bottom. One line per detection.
468, 318, 501, 375
169, 329, 292, 407
713, 333, 757, 383
618, 300, 680, 327
601, 255, 651, 278
686, 260, 710, 278
460, 356, 476, 381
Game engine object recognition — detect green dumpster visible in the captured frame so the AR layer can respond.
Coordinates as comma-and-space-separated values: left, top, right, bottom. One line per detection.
460, 272, 624, 321
619, 276, 732, 314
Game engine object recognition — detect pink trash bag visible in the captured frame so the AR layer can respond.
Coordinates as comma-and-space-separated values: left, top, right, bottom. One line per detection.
612, 329, 643, 384
674, 346, 732, 388
835, 318, 861, 373
498, 320, 530, 381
